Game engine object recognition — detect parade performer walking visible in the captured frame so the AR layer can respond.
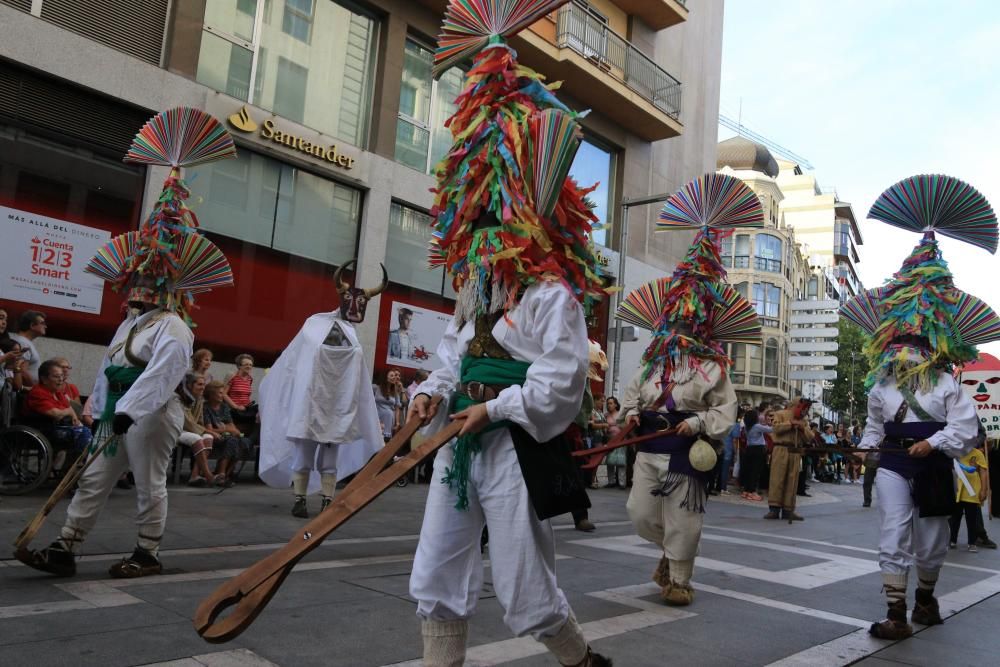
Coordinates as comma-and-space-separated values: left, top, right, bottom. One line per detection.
405, 1, 612, 664
616, 173, 762, 606
840, 174, 1000, 639
21, 108, 236, 577
764, 397, 815, 521
257, 260, 386, 518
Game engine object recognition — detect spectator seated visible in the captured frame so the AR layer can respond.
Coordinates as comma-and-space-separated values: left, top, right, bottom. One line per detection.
22, 359, 91, 464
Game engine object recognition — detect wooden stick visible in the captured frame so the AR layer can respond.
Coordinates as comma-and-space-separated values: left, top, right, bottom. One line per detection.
194, 413, 464, 644
13, 435, 118, 554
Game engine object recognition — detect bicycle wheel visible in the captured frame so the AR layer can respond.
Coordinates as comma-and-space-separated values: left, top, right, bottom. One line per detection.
0, 425, 53, 495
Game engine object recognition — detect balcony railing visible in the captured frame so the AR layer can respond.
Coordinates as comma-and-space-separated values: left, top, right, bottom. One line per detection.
556, 3, 682, 120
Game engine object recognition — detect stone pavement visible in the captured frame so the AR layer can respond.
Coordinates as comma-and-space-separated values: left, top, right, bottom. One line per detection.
1, 475, 999, 666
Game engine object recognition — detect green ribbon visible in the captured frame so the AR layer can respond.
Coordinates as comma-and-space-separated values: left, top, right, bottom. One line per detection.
93, 365, 143, 457
444, 356, 530, 510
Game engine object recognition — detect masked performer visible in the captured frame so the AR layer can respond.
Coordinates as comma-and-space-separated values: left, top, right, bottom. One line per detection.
840, 174, 999, 639
618, 173, 761, 607
258, 260, 385, 518
764, 397, 815, 521
405, 2, 613, 665
22, 108, 236, 577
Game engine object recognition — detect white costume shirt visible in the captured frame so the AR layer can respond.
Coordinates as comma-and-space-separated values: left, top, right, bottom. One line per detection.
258, 312, 383, 492
90, 308, 193, 421
621, 359, 737, 442
416, 281, 588, 442
859, 372, 978, 458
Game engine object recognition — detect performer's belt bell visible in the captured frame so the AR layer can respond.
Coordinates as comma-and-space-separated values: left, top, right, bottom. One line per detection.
458, 381, 508, 402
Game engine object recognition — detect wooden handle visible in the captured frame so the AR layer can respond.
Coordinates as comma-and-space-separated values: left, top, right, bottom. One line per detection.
572, 425, 683, 470
13, 435, 117, 553
194, 415, 463, 643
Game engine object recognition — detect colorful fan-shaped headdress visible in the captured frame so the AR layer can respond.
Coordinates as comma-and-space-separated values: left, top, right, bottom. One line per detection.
632, 173, 764, 382
85, 108, 237, 323
428, 0, 607, 326
860, 174, 999, 390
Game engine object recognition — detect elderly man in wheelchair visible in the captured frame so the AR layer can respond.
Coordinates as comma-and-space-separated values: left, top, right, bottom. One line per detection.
0, 358, 91, 495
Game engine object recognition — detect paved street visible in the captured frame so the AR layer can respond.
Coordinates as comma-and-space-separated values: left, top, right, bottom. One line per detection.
1, 477, 999, 667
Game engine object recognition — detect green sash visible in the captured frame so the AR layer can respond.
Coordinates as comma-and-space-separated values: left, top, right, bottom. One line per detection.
443, 356, 530, 510
92, 365, 144, 456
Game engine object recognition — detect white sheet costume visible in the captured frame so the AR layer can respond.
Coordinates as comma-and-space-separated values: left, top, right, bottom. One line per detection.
860, 374, 977, 592
622, 359, 736, 594
410, 282, 591, 655
60, 308, 193, 556
258, 312, 382, 504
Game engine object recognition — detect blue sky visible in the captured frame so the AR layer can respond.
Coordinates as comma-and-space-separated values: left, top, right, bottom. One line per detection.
720, 0, 1000, 358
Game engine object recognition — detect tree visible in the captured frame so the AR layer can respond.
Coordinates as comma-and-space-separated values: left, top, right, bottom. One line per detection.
827, 319, 871, 423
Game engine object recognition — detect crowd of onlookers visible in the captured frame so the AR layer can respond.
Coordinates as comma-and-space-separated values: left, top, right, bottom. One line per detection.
0, 306, 260, 488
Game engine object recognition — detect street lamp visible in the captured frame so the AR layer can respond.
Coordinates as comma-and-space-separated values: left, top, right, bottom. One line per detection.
609, 191, 672, 395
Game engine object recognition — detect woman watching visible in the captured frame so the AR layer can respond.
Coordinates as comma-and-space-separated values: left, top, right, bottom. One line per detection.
203, 380, 251, 486
191, 348, 215, 382
741, 408, 771, 501
373, 367, 407, 442
177, 372, 215, 487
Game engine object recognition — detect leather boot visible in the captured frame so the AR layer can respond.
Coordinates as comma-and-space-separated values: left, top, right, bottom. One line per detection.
911, 588, 943, 626
660, 581, 694, 606
563, 647, 614, 666
782, 509, 804, 522
292, 495, 308, 518
651, 555, 670, 587
18, 541, 76, 577
763, 508, 780, 520
869, 600, 912, 639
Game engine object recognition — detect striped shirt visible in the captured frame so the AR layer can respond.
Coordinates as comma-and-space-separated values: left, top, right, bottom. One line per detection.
227, 374, 253, 407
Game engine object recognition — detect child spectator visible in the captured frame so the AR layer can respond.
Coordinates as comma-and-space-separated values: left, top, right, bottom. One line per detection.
950, 428, 997, 551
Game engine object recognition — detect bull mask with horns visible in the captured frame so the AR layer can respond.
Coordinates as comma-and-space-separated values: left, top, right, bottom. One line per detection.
334, 259, 388, 323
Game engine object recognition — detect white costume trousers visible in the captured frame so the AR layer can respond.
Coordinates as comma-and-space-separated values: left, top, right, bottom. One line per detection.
876, 467, 950, 576
410, 430, 570, 639
290, 441, 340, 475
62, 396, 183, 553
627, 452, 704, 563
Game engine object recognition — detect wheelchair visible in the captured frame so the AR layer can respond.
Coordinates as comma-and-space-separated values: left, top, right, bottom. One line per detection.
0, 423, 53, 495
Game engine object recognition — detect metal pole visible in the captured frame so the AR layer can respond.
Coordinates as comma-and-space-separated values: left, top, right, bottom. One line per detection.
609, 192, 671, 396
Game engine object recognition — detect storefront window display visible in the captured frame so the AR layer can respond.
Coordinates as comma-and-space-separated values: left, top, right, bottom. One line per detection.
191, 148, 361, 268
196, 0, 377, 148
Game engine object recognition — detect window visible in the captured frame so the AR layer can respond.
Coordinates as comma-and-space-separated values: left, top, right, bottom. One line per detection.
386, 202, 449, 296
754, 233, 783, 273
747, 343, 763, 386
733, 281, 749, 299
752, 281, 781, 328
569, 137, 616, 247
733, 234, 750, 268
764, 338, 779, 388
192, 148, 361, 267
395, 39, 467, 174
807, 276, 818, 298
730, 343, 746, 384
282, 0, 314, 44
719, 234, 733, 267
196, 0, 377, 148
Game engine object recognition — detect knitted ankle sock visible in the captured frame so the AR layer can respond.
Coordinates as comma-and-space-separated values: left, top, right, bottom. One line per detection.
320, 473, 337, 499
882, 572, 907, 605
292, 471, 309, 496
421, 619, 467, 667
540, 614, 589, 666
916, 567, 939, 592
669, 558, 695, 586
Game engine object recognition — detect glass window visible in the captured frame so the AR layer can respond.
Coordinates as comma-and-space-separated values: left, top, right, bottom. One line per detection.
196, 0, 377, 148
569, 137, 616, 247
764, 338, 778, 387
192, 148, 360, 267
733, 281, 749, 299
733, 233, 750, 269
747, 343, 762, 385
395, 39, 466, 174
386, 202, 447, 295
730, 343, 746, 384
719, 234, 733, 267
807, 276, 818, 298
754, 233, 783, 273
752, 281, 781, 327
